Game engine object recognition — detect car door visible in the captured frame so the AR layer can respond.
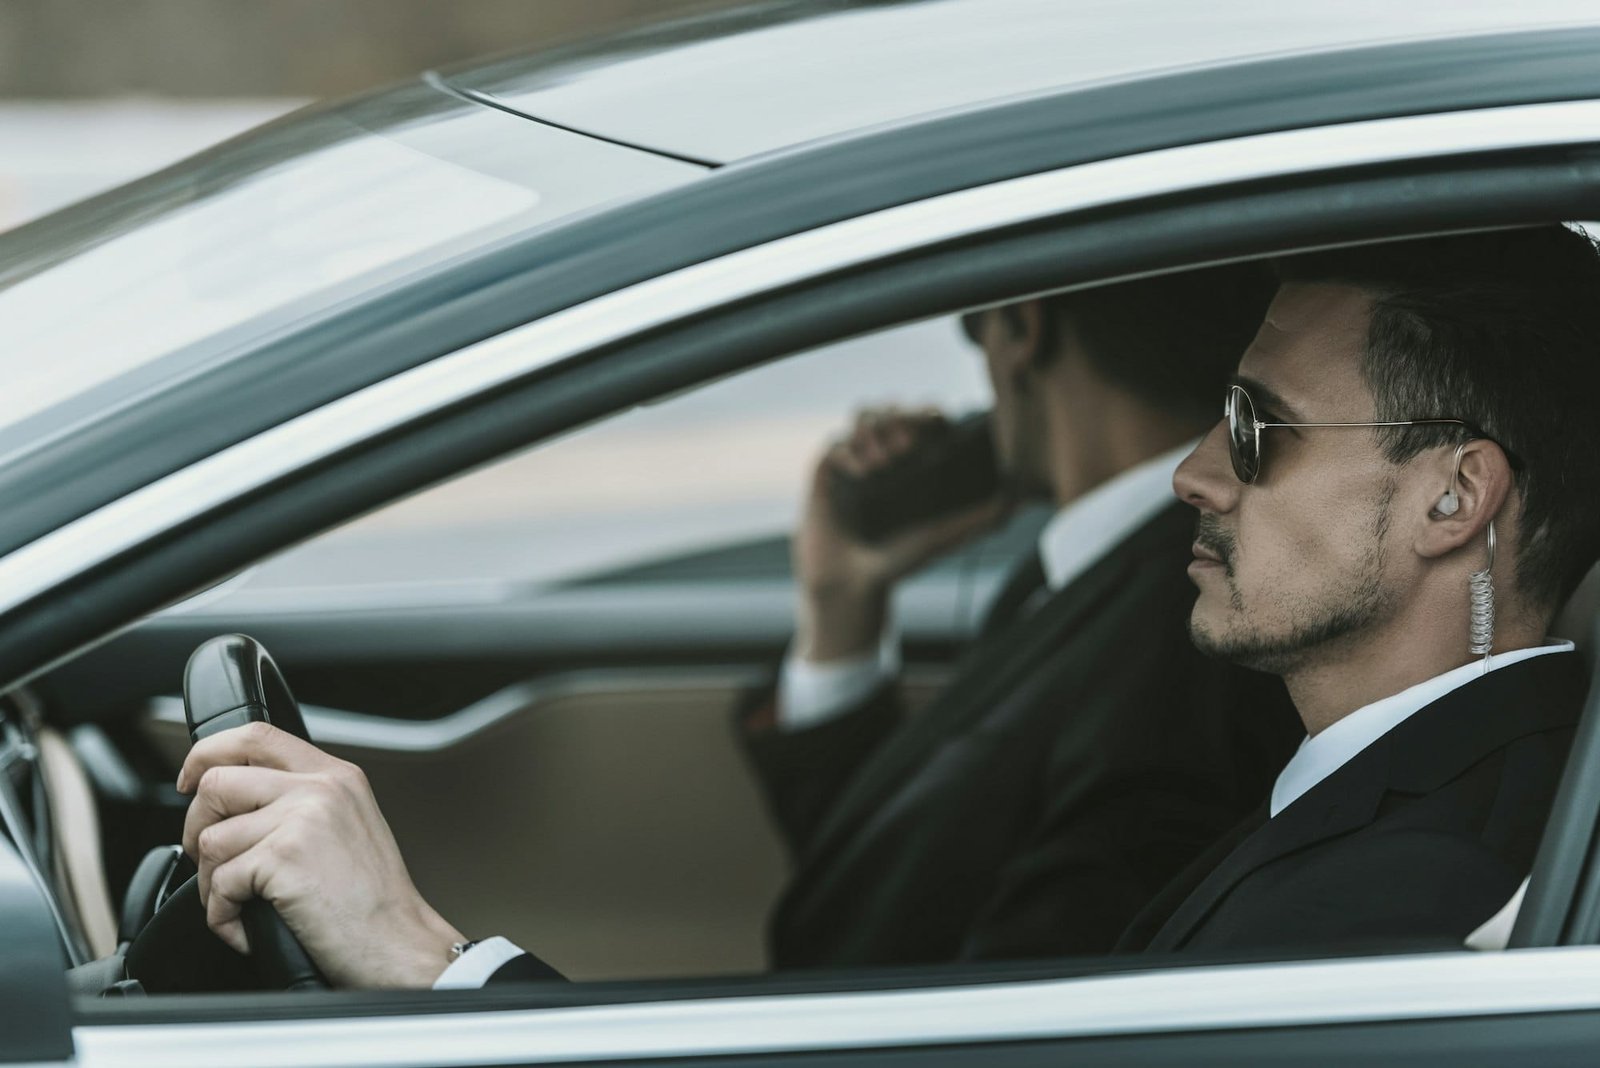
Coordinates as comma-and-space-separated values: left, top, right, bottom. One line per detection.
18, 35, 1600, 1068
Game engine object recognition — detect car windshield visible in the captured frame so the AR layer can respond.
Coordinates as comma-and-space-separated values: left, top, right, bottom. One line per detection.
0, 80, 702, 472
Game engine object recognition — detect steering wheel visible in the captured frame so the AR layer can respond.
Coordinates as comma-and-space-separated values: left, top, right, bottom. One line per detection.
122, 635, 327, 992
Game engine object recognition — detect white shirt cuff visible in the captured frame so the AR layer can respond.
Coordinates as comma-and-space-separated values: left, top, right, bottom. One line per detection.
1465, 877, 1528, 952
777, 628, 901, 731
432, 935, 528, 989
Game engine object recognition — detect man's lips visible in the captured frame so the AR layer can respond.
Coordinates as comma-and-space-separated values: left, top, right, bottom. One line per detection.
1190, 541, 1225, 565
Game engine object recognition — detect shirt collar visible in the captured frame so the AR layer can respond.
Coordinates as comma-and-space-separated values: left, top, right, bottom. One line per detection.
1269, 640, 1578, 817
1037, 440, 1195, 591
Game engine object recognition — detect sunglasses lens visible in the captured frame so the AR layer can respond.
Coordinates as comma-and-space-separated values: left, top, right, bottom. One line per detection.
1227, 385, 1260, 483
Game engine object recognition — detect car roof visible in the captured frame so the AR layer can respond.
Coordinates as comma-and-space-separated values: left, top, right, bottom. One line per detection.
446, 0, 1600, 164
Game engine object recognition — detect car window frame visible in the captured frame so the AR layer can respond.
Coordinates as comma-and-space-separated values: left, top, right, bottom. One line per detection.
29, 103, 1600, 1063
6, 24, 1600, 571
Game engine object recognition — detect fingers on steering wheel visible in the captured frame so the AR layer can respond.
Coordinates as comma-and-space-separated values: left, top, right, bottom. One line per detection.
205, 849, 269, 956
192, 804, 281, 905
182, 764, 300, 860
177, 720, 321, 793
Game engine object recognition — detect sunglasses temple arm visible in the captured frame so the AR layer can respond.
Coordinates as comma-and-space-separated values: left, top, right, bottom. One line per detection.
1253, 419, 1469, 430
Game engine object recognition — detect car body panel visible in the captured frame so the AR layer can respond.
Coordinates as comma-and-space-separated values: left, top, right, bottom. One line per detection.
0, 836, 73, 1062
451, 0, 1600, 163
63, 948, 1600, 1067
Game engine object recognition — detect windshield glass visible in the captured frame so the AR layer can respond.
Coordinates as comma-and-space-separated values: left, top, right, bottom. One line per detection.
0, 81, 702, 469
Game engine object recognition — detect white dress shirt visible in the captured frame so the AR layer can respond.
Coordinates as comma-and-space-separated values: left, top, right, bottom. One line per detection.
1268, 640, 1577, 955
1464, 876, 1528, 951
432, 935, 527, 989
776, 440, 1197, 730
1269, 641, 1577, 818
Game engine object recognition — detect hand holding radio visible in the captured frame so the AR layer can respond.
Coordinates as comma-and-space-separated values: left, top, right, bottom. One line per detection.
793, 407, 1009, 663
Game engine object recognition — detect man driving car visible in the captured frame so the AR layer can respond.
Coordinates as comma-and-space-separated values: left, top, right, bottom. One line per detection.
1118, 224, 1600, 952
176, 224, 1600, 983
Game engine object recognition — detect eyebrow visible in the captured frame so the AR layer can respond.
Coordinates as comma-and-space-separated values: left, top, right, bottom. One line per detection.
1229, 374, 1304, 423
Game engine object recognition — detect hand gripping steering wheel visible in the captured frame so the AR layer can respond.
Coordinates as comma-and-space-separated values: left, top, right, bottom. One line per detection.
180, 634, 325, 991
123, 635, 327, 992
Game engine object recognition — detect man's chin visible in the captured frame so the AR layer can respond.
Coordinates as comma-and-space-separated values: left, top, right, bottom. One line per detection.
1185, 591, 1233, 654
1187, 614, 1294, 674
1187, 613, 1228, 660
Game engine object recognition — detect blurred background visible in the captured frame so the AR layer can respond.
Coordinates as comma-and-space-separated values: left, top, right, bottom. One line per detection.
0, 0, 750, 228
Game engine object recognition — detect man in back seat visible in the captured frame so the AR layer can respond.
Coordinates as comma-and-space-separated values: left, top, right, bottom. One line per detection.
1118, 225, 1600, 954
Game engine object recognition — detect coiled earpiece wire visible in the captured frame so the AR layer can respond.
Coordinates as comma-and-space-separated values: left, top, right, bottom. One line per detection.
1468, 520, 1496, 674
1441, 442, 1496, 674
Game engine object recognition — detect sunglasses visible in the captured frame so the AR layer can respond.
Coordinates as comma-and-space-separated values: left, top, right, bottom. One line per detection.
1225, 383, 1505, 484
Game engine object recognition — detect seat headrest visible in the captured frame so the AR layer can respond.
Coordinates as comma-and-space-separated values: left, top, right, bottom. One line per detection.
1554, 558, 1600, 654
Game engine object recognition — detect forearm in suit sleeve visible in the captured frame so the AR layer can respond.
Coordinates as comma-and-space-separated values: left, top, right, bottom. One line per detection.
957, 648, 1293, 962
486, 952, 565, 984
957, 774, 1252, 961
735, 679, 904, 857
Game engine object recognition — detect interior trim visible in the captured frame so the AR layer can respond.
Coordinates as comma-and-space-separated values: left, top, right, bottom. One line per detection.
69, 946, 1600, 1067
35, 727, 116, 958
142, 663, 957, 753
1, 100, 1599, 625
141, 667, 767, 753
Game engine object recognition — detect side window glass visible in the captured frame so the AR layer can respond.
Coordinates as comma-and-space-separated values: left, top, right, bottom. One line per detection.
234, 318, 996, 598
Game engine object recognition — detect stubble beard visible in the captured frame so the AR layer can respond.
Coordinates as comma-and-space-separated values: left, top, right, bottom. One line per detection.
1188, 485, 1396, 675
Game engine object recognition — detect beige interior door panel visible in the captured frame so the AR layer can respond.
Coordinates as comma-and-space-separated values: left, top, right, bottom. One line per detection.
141, 667, 950, 980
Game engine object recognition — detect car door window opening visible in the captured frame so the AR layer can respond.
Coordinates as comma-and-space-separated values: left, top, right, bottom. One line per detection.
34, 211, 1600, 1004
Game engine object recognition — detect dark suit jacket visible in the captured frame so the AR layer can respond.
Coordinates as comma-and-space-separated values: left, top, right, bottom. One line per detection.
1115, 651, 1587, 956
738, 501, 1304, 969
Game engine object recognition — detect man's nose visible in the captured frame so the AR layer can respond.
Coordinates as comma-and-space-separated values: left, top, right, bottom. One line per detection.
1173, 420, 1239, 513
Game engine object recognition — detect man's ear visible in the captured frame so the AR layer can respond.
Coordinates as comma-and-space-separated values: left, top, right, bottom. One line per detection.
1415, 439, 1515, 560
991, 301, 1051, 379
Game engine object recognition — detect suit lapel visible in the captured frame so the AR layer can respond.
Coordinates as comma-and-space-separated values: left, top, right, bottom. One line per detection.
978, 549, 1047, 638
1142, 747, 1389, 951
802, 503, 1195, 865
1115, 801, 1268, 953
1142, 652, 1587, 952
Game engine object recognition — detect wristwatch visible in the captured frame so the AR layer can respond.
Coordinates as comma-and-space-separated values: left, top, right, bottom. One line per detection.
449, 939, 481, 961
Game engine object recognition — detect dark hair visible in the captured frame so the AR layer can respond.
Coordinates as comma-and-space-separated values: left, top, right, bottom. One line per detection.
1276, 226, 1600, 609
1038, 263, 1275, 423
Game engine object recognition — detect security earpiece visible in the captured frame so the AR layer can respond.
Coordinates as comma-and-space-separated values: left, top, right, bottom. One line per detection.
1427, 443, 1496, 669
1436, 442, 1469, 518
